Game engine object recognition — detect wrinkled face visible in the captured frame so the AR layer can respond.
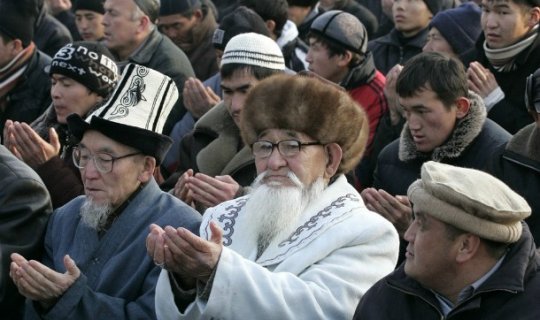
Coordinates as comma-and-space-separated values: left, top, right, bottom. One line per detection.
78, 130, 146, 208
75, 10, 106, 41
480, 0, 534, 49
306, 38, 348, 83
400, 88, 461, 153
158, 13, 199, 48
254, 129, 327, 188
393, 0, 433, 37
51, 74, 103, 124
0, 37, 17, 69
422, 27, 458, 59
404, 211, 459, 290
221, 70, 260, 127
103, 0, 141, 59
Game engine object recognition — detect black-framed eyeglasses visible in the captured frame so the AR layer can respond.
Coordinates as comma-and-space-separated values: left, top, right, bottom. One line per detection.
251, 140, 323, 158
72, 146, 142, 173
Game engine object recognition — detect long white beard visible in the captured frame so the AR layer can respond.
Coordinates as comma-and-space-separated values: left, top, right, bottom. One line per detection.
244, 171, 326, 257
80, 198, 114, 231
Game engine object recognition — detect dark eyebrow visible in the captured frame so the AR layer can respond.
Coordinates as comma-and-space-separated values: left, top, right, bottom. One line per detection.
220, 84, 252, 92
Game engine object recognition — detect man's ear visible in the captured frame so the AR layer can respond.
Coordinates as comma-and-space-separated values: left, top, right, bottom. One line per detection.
528, 7, 540, 27
323, 143, 343, 179
455, 234, 480, 264
137, 14, 151, 33
455, 97, 470, 119
9, 39, 23, 56
265, 19, 277, 39
337, 50, 353, 67
138, 156, 156, 183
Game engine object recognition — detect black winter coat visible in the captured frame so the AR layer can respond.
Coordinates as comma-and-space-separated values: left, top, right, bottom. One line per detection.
0, 49, 51, 135
487, 123, 540, 247
474, 31, 540, 134
354, 224, 540, 319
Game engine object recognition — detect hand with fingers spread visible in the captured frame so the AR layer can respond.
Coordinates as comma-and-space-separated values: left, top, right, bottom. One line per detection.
147, 222, 223, 287
187, 173, 240, 208
10, 253, 80, 309
467, 61, 500, 98
5, 121, 61, 168
361, 188, 412, 237
183, 77, 221, 119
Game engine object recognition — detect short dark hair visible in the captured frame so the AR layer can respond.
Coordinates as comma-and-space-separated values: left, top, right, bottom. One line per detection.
396, 52, 468, 109
0, 30, 12, 44
220, 63, 283, 81
240, 0, 288, 38
482, 0, 540, 11
307, 32, 364, 68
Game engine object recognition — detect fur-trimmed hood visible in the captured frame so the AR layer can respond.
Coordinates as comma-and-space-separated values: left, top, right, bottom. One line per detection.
399, 91, 487, 161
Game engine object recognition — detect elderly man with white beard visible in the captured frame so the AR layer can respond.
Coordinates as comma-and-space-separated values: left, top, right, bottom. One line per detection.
9, 64, 201, 320
148, 73, 400, 319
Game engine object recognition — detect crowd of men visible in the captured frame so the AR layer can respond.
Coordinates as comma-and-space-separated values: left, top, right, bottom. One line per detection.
0, 0, 539, 319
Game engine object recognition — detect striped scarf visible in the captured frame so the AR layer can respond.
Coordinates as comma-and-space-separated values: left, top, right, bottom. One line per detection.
0, 42, 35, 110
484, 25, 539, 72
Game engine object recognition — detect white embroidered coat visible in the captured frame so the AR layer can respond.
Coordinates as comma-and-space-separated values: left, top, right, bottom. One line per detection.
155, 175, 399, 320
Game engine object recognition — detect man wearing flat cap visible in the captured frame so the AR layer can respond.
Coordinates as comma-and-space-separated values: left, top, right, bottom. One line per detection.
10, 64, 201, 320
102, 0, 195, 135
355, 161, 540, 319
148, 73, 399, 319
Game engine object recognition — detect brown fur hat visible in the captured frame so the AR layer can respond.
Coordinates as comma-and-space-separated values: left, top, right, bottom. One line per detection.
240, 73, 369, 175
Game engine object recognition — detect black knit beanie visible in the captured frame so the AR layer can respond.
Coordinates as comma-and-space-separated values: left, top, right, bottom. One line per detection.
0, 0, 38, 47
49, 42, 119, 98
73, 0, 105, 14
286, 0, 319, 8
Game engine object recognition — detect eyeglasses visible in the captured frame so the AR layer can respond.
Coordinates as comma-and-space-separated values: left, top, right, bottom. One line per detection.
251, 140, 323, 158
72, 146, 142, 173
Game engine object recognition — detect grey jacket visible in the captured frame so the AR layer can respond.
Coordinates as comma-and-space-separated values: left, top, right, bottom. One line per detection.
24, 179, 201, 320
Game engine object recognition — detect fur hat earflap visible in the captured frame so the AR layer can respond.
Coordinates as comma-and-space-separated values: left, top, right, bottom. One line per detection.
240, 73, 369, 175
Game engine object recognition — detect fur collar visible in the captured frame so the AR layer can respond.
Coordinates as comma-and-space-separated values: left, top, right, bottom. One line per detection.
399, 91, 487, 161
506, 123, 540, 163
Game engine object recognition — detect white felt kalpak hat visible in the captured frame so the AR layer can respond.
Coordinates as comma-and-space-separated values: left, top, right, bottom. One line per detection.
67, 63, 178, 165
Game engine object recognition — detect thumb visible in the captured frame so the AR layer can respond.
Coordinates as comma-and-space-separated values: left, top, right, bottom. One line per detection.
49, 127, 61, 153
64, 255, 80, 277
208, 221, 223, 245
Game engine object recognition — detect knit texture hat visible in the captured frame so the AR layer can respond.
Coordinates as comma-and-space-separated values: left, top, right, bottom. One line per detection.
408, 161, 531, 243
423, 0, 456, 15
429, 2, 482, 57
133, 0, 160, 23
160, 0, 201, 16
0, 0, 38, 47
310, 10, 368, 54
67, 63, 178, 165
212, 6, 271, 51
73, 0, 105, 14
49, 42, 119, 98
221, 33, 285, 70
241, 74, 369, 175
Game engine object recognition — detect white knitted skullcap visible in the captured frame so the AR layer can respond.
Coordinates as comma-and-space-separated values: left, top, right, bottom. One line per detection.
220, 33, 285, 70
